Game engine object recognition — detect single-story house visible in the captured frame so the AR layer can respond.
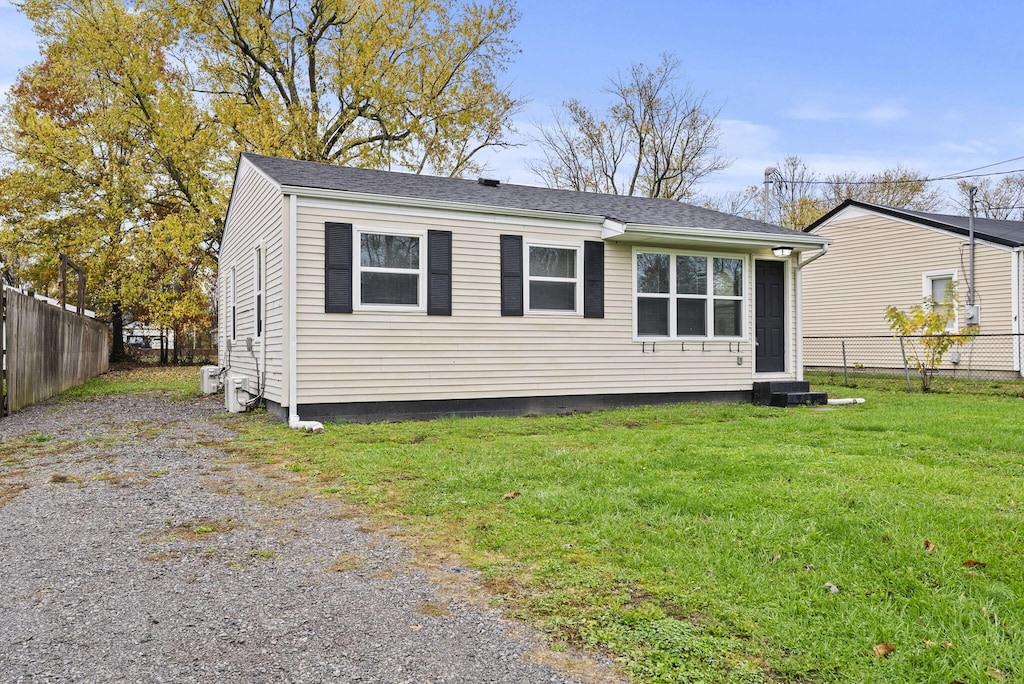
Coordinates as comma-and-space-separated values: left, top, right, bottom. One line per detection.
218, 153, 829, 423
802, 199, 1024, 377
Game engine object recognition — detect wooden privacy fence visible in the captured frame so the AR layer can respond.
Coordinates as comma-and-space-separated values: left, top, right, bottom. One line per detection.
2, 287, 109, 415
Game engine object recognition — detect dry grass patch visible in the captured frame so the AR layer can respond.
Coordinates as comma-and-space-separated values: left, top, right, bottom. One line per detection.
92, 471, 150, 487
327, 553, 366, 573
146, 517, 241, 542
144, 551, 182, 562
414, 600, 451, 618
327, 503, 363, 520
48, 472, 82, 484
0, 481, 29, 507
0, 436, 80, 465
250, 548, 283, 562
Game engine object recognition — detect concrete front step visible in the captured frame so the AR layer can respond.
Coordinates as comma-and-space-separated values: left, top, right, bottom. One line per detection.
752, 381, 828, 407
768, 391, 829, 407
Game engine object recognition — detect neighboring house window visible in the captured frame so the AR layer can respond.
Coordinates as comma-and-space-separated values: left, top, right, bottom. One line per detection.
228, 265, 237, 341
923, 270, 957, 331
526, 243, 581, 313
355, 228, 426, 309
635, 250, 744, 338
253, 246, 263, 338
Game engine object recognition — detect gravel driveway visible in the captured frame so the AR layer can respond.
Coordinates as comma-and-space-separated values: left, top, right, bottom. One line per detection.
0, 393, 621, 683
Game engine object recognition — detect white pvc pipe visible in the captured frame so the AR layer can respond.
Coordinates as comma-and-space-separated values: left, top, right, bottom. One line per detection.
289, 415, 324, 433
827, 398, 865, 405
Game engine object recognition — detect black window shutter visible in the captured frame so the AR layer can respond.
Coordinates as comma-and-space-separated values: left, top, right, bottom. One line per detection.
324, 222, 353, 313
583, 240, 605, 318
427, 230, 452, 315
500, 234, 524, 316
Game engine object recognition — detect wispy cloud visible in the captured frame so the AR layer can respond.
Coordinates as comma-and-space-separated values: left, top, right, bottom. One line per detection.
862, 106, 908, 123
719, 119, 780, 154
788, 104, 843, 121
787, 101, 909, 124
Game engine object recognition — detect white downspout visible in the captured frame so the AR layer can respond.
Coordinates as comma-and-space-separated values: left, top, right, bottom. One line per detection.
794, 243, 830, 382
287, 193, 324, 433
1013, 248, 1022, 376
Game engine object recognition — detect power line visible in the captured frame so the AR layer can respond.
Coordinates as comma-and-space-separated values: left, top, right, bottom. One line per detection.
766, 162, 1024, 187
944, 154, 1024, 177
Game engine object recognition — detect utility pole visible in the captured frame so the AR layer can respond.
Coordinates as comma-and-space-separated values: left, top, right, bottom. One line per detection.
968, 185, 977, 306
763, 167, 778, 224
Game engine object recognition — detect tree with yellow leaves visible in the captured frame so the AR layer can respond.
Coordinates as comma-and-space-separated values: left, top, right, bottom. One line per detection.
173, 0, 523, 176
2, 0, 523, 361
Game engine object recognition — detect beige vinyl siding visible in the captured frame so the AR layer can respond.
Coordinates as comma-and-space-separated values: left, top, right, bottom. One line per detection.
803, 214, 1015, 371
293, 200, 775, 405
219, 163, 287, 403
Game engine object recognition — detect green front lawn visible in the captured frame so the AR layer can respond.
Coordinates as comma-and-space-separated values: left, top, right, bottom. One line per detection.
230, 387, 1023, 682
181, 373, 1024, 681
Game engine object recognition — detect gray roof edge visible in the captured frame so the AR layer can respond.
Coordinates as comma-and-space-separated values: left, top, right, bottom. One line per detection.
239, 153, 803, 239
807, 198, 1024, 248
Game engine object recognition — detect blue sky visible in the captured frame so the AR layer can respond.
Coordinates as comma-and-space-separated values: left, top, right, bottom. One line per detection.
3, 0, 1023, 201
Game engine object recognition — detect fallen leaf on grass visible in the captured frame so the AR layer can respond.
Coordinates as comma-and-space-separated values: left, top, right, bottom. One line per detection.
502, 491, 520, 500
924, 539, 936, 553
769, 552, 782, 563
988, 670, 1006, 681
823, 582, 840, 594
942, 641, 954, 649
962, 559, 986, 568
873, 643, 894, 658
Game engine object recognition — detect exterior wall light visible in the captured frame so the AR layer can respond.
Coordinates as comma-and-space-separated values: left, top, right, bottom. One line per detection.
771, 246, 793, 258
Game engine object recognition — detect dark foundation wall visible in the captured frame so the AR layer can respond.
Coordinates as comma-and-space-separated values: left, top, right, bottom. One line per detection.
266, 390, 752, 424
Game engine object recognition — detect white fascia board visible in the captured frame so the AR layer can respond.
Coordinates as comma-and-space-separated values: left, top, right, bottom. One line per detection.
287, 186, 606, 233
608, 223, 831, 250
223, 156, 283, 249
811, 204, 1013, 252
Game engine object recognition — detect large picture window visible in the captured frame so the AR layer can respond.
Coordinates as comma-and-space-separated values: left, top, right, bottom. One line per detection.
527, 243, 580, 313
635, 251, 745, 338
355, 229, 425, 308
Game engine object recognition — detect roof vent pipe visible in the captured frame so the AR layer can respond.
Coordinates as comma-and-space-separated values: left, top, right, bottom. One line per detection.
477, 178, 500, 187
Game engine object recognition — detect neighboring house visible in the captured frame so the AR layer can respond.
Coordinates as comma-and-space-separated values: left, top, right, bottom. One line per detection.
803, 199, 1024, 377
218, 153, 829, 422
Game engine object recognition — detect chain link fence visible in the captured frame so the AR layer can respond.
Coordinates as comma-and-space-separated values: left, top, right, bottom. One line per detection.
804, 334, 1024, 383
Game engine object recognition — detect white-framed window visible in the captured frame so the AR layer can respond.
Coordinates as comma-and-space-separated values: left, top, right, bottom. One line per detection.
354, 227, 427, 310
923, 270, 957, 331
253, 245, 263, 339
228, 265, 237, 342
526, 241, 582, 314
634, 249, 745, 339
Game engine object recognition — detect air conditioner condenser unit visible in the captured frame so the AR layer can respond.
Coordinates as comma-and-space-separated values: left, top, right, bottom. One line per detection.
224, 375, 250, 413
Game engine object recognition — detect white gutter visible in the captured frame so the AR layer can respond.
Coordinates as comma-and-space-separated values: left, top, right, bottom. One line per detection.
796, 243, 829, 270
1013, 247, 1022, 375
286, 193, 323, 433
608, 223, 831, 249
793, 243, 830, 382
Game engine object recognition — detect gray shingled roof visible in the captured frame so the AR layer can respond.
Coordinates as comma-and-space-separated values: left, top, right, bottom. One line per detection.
807, 199, 1024, 248
242, 152, 796, 237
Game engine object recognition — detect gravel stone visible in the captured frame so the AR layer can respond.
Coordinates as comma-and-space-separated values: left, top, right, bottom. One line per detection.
0, 394, 621, 683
